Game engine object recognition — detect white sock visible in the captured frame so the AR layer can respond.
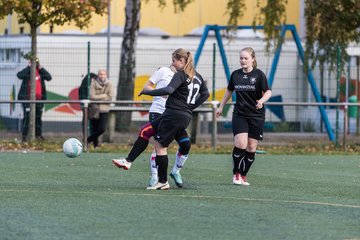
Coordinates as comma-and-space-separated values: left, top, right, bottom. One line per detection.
172, 151, 188, 174
149, 151, 157, 179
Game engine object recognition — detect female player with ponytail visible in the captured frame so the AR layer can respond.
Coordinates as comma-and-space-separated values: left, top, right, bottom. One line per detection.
112, 48, 209, 190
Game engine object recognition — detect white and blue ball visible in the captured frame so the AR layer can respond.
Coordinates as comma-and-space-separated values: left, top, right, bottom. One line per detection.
63, 138, 83, 158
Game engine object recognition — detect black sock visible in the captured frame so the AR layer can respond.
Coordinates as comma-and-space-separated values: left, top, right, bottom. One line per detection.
242, 151, 256, 176
156, 155, 168, 183
232, 147, 246, 174
126, 137, 149, 162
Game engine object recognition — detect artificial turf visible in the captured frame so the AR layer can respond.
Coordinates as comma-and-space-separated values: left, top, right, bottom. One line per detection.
0, 152, 359, 240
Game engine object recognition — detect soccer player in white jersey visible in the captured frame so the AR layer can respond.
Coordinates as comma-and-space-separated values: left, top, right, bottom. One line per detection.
143, 65, 190, 188
112, 48, 209, 190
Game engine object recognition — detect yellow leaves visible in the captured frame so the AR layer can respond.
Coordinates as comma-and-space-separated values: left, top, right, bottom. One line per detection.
1, 139, 359, 155
0, 0, 107, 28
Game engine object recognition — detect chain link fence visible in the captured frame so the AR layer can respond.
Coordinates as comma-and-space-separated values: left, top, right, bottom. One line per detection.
1, 34, 360, 147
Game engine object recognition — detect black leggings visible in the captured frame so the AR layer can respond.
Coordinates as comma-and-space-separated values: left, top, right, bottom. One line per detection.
88, 112, 109, 147
22, 103, 44, 139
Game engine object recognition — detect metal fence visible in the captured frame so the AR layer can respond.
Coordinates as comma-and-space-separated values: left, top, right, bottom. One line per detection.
1, 100, 360, 149
2, 34, 360, 148
2, 35, 359, 105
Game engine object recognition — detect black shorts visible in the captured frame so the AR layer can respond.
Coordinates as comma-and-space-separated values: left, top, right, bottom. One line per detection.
149, 112, 162, 122
151, 109, 191, 147
232, 114, 265, 140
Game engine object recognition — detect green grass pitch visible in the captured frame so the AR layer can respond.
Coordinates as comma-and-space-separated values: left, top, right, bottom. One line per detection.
0, 152, 359, 240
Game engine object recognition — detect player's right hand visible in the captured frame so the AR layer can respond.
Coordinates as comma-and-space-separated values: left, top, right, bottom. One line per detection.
215, 108, 223, 118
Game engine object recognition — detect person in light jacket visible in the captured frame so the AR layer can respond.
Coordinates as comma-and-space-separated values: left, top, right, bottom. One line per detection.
87, 69, 114, 149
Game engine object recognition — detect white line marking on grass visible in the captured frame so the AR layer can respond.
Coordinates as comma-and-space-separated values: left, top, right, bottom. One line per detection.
1, 188, 360, 209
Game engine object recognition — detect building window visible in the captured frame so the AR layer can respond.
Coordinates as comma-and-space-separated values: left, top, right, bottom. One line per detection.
0, 49, 21, 63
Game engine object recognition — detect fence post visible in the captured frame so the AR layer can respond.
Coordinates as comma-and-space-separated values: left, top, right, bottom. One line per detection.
86, 41, 91, 151
82, 99, 89, 152
190, 112, 199, 144
343, 104, 348, 150
102, 102, 114, 143
105, 108, 116, 143
335, 44, 341, 146
212, 43, 216, 101
357, 56, 360, 135
211, 101, 219, 150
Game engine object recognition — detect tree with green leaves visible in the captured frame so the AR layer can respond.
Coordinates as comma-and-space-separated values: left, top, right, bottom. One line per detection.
229, 0, 360, 72
305, 0, 360, 71
0, 0, 107, 141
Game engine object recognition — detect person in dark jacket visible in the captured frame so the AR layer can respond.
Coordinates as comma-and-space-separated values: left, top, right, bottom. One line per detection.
17, 58, 52, 141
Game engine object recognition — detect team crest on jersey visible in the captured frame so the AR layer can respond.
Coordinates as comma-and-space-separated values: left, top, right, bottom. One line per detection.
250, 77, 256, 84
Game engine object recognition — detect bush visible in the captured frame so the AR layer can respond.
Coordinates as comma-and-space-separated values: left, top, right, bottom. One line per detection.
302, 120, 316, 132
273, 122, 300, 132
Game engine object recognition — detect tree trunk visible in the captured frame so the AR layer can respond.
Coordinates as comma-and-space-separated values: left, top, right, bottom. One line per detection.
28, 25, 37, 141
115, 0, 140, 131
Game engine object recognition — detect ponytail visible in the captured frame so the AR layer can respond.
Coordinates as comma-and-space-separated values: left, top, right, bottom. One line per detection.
172, 48, 195, 80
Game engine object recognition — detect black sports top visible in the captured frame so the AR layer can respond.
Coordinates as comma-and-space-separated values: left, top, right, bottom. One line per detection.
227, 68, 270, 119
142, 70, 209, 117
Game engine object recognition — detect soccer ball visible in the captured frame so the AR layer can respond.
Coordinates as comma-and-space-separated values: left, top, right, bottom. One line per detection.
63, 138, 83, 158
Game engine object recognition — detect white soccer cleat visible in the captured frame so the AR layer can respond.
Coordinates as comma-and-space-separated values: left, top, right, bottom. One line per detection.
233, 173, 250, 186
148, 176, 158, 187
240, 175, 250, 186
112, 158, 132, 170
233, 173, 242, 185
146, 181, 170, 190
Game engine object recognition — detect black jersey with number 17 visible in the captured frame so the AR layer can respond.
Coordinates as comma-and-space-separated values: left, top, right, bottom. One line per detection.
228, 68, 270, 119
165, 70, 209, 117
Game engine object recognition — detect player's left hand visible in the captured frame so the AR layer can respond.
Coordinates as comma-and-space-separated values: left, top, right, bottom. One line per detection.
256, 100, 263, 109
138, 90, 144, 96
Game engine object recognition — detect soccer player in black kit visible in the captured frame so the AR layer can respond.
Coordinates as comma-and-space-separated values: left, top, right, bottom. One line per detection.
216, 47, 272, 186
112, 48, 209, 190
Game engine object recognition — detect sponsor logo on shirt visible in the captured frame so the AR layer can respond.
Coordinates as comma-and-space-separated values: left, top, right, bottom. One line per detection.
234, 85, 256, 90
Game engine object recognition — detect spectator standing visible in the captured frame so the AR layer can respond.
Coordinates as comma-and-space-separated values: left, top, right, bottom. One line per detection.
87, 69, 114, 149
17, 57, 52, 141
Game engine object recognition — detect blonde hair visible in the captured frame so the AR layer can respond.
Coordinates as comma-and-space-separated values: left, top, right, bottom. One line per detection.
98, 69, 107, 75
240, 47, 257, 68
172, 48, 195, 80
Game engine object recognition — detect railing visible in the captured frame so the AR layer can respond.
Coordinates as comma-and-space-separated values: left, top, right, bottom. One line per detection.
1, 100, 360, 150
106, 100, 219, 152
0, 100, 219, 151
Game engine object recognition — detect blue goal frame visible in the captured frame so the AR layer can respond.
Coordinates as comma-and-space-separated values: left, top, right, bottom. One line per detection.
194, 24, 335, 142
